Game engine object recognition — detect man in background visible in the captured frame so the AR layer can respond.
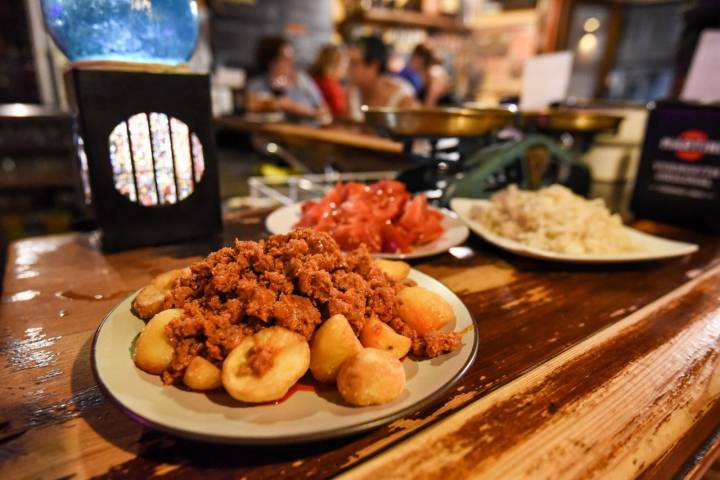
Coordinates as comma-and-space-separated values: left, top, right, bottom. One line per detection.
346, 35, 417, 121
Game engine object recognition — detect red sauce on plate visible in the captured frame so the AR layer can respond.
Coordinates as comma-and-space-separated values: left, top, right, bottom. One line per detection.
277, 381, 315, 403
258, 375, 324, 405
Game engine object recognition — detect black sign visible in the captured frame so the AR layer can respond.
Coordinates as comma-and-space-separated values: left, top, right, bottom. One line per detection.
631, 101, 720, 231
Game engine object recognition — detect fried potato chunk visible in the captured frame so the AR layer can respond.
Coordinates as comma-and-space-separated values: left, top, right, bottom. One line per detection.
183, 356, 222, 391
337, 348, 406, 406
310, 314, 363, 383
222, 326, 310, 403
134, 308, 182, 374
132, 268, 189, 320
396, 286, 454, 334
374, 259, 410, 282
360, 316, 411, 359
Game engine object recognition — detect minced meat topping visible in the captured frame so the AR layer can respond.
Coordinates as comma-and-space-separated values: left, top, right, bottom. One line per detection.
160, 230, 393, 383
160, 229, 460, 384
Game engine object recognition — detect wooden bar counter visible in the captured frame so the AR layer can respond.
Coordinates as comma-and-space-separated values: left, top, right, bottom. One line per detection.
215, 117, 412, 172
215, 117, 404, 154
2, 208, 720, 479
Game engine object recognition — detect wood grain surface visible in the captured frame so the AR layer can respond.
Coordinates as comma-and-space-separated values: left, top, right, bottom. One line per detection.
215, 118, 413, 173
1, 209, 720, 479
215, 118, 404, 154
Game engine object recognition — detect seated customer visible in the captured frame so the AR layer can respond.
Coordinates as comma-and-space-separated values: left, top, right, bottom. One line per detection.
246, 36, 328, 122
347, 36, 417, 121
408, 44, 455, 107
310, 44, 347, 117
397, 55, 423, 97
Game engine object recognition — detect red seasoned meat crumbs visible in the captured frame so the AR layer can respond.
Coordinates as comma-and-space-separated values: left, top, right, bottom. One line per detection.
159, 229, 462, 384
247, 344, 275, 377
160, 230, 389, 383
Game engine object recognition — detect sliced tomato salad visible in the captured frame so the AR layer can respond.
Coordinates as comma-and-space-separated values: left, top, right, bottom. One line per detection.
295, 180, 445, 253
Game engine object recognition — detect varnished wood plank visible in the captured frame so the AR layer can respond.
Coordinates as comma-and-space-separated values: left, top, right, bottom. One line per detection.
1, 215, 719, 479
340, 264, 720, 479
215, 117, 404, 154
655, 413, 720, 480
681, 431, 720, 480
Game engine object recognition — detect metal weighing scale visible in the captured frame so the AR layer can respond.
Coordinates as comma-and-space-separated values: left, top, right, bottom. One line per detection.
363, 107, 623, 203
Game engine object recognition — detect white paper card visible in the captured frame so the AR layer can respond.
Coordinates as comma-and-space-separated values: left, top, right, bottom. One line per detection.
682, 29, 720, 103
521, 51, 574, 110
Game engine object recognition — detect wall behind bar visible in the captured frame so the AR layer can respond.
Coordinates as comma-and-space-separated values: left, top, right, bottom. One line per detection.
606, 1, 683, 102
211, 0, 333, 72
0, 1, 39, 103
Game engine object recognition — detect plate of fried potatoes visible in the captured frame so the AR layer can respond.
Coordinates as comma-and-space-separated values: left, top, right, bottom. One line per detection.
92, 233, 478, 444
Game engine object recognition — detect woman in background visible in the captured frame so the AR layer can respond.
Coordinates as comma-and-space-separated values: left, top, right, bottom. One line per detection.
246, 36, 328, 122
346, 35, 417, 121
407, 44, 455, 107
310, 44, 347, 118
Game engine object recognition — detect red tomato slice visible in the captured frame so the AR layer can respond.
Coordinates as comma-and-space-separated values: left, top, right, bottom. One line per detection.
295, 181, 444, 253
381, 224, 412, 253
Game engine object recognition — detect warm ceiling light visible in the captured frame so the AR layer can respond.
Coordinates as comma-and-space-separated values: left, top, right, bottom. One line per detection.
583, 17, 600, 33
578, 33, 598, 55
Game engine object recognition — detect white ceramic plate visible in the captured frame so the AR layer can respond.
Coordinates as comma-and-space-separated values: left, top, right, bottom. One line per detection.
92, 269, 478, 445
451, 198, 699, 264
265, 202, 470, 260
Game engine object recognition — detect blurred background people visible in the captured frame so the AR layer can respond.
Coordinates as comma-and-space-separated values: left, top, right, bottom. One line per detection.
346, 35, 417, 121
397, 48, 424, 97
406, 44, 455, 107
310, 44, 347, 118
246, 36, 328, 122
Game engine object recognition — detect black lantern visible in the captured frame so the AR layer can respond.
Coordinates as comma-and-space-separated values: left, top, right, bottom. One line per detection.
65, 64, 222, 252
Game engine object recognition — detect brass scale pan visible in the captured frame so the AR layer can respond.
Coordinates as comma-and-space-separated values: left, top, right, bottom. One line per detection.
362, 107, 622, 138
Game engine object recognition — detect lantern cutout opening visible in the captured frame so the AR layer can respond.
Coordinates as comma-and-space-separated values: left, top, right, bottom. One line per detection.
108, 112, 205, 206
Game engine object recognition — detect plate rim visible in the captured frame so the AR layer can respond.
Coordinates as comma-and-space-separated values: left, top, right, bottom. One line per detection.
450, 197, 699, 264
91, 270, 479, 445
265, 202, 470, 260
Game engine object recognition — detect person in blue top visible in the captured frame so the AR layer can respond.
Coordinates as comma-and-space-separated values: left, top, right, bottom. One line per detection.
246, 36, 328, 123
397, 59, 423, 97
400, 44, 455, 107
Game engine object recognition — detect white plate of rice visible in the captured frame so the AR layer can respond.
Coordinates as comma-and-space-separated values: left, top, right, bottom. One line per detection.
450, 185, 698, 264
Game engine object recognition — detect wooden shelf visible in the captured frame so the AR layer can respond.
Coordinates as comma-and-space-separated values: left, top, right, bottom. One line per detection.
471, 8, 538, 29
344, 8, 470, 34
0, 174, 76, 190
